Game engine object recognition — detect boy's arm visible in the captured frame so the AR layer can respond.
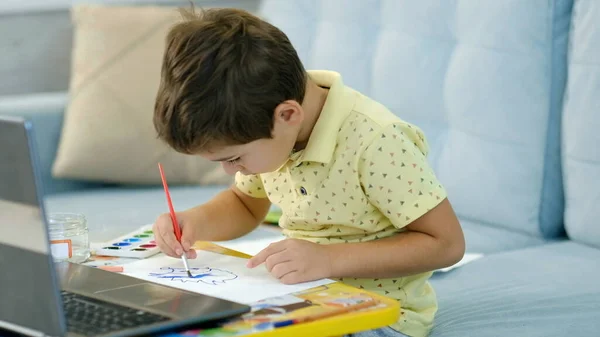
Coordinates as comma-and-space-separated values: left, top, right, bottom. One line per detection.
327, 198, 464, 279
183, 184, 271, 242
328, 123, 465, 279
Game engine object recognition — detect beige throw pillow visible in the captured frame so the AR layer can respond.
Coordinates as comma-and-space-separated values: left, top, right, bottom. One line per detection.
52, 4, 231, 185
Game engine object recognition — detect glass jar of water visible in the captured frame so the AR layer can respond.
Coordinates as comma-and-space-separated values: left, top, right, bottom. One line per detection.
47, 212, 90, 263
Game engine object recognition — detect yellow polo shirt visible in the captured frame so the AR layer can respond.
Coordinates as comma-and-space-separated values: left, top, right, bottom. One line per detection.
235, 70, 447, 337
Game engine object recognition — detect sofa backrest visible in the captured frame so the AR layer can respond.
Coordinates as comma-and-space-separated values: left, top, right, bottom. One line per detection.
562, 0, 600, 248
0, 0, 260, 97
0, 8, 72, 96
259, 0, 574, 239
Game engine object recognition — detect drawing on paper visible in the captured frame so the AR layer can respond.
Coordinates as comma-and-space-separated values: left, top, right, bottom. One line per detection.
148, 267, 238, 285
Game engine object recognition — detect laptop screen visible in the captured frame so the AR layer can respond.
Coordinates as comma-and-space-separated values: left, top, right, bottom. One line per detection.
0, 116, 51, 256
0, 117, 39, 207
0, 116, 66, 336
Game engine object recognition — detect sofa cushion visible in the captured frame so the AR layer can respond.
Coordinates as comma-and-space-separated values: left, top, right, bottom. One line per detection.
44, 185, 227, 242
0, 92, 103, 195
429, 241, 600, 337
459, 218, 556, 254
259, 0, 573, 240
562, 0, 600, 248
51, 4, 230, 186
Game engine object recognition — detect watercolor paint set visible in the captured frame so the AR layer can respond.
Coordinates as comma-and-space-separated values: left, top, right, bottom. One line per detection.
94, 225, 161, 259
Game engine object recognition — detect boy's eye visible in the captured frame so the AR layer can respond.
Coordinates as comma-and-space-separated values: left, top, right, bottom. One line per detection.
227, 158, 239, 164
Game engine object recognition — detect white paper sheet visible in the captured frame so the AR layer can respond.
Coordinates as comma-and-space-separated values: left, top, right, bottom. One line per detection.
435, 253, 484, 273
122, 250, 334, 304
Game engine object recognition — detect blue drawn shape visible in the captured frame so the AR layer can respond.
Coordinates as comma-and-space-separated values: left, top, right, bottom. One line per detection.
148, 267, 238, 285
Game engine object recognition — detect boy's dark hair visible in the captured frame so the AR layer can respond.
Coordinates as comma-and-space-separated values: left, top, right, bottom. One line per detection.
153, 5, 306, 154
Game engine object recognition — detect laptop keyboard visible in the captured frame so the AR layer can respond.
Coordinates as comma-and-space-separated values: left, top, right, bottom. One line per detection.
61, 291, 170, 336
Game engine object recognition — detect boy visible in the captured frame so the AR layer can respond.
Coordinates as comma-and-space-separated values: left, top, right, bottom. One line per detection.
152, 6, 465, 337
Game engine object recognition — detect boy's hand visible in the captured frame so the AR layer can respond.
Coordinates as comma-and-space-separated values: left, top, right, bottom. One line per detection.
246, 239, 332, 284
152, 212, 198, 259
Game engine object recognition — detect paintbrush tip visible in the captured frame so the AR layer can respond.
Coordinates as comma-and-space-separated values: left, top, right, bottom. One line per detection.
187, 270, 193, 278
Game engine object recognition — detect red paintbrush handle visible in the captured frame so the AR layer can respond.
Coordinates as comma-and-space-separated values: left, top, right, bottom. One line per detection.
170, 213, 182, 241
158, 163, 182, 242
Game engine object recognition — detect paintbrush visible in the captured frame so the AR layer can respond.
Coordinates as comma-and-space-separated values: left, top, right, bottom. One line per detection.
158, 163, 193, 278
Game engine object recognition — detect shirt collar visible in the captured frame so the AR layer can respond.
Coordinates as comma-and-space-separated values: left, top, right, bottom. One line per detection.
294, 70, 356, 164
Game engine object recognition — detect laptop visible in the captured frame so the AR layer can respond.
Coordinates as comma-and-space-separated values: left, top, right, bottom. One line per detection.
0, 116, 251, 337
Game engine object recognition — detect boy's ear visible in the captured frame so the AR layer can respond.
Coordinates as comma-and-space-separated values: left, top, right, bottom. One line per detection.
274, 100, 303, 125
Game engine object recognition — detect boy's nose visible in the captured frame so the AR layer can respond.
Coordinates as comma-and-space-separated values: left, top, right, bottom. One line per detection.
221, 163, 235, 175
221, 162, 243, 176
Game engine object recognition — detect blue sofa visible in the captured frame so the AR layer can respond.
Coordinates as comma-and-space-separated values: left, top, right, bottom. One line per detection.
1, 1, 598, 336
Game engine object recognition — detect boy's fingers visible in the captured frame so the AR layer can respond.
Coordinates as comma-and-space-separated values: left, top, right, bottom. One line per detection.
181, 225, 196, 252
154, 231, 177, 257
280, 271, 303, 285
186, 249, 197, 259
159, 225, 183, 256
271, 262, 296, 280
247, 243, 285, 268
246, 254, 265, 268
265, 251, 290, 272
181, 224, 198, 259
